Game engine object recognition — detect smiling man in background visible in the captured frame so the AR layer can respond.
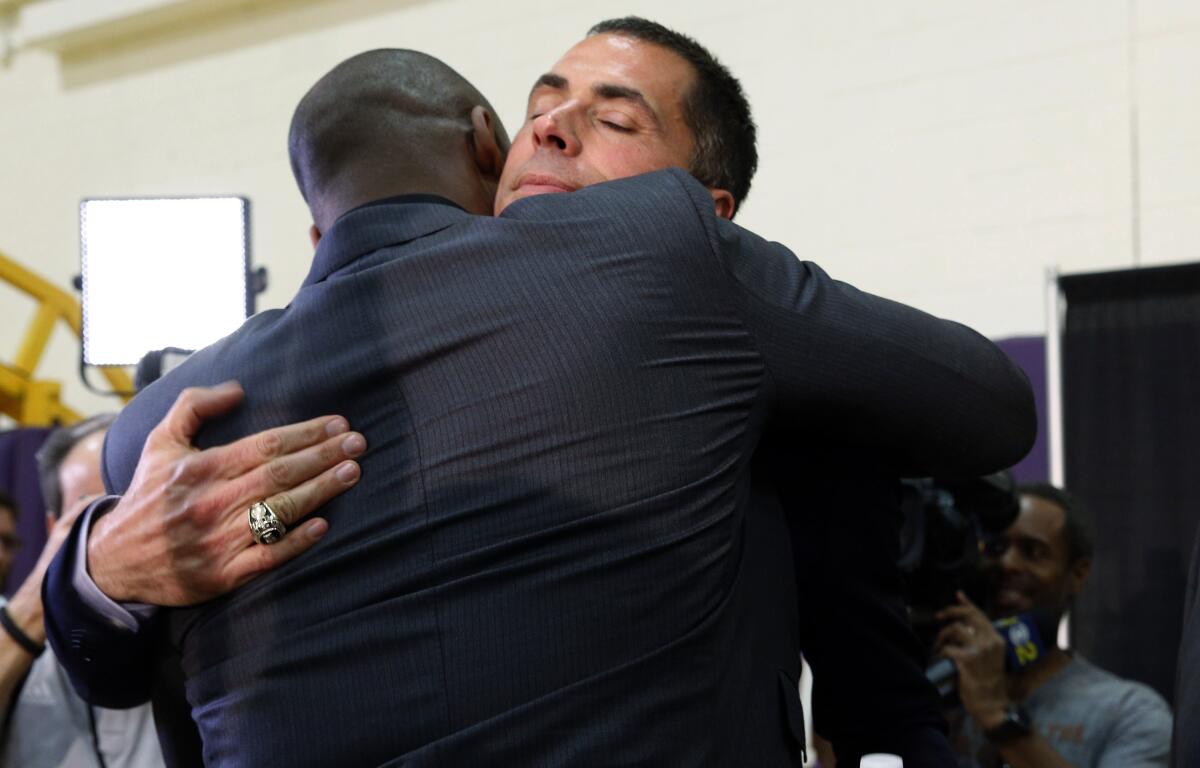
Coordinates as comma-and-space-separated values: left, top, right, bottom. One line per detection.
938, 484, 1171, 766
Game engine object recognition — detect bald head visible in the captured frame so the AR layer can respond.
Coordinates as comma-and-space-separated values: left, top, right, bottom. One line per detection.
289, 49, 509, 231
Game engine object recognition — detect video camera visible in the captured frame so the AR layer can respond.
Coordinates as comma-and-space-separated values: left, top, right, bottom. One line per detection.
897, 471, 1020, 649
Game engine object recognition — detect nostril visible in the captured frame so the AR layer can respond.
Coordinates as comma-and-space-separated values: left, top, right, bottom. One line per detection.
550, 135, 567, 150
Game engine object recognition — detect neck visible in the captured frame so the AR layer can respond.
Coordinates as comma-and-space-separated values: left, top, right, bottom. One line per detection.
317, 155, 490, 230
1009, 645, 1071, 701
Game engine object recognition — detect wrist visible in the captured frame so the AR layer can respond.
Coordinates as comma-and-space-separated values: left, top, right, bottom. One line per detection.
86, 506, 131, 603
973, 700, 1014, 732
0, 603, 44, 656
4, 591, 45, 645
983, 702, 1033, 746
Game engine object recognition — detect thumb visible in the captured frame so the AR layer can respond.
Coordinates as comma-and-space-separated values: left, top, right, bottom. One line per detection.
160, 381, 245, 445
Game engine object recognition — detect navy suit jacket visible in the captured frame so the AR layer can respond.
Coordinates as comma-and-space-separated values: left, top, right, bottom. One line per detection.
46, 170, 1033, 766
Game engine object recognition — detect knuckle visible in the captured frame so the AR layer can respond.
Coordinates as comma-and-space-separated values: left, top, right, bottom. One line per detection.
304, 420, 328, 445
170, 455, 201, 485
175, 388, 200, 413
175, 498, 201, 523
322, 436, 351, 466
266, 457, 292, 486
199, 532, 224, 559
256, 430, 284, 459
271, 492, 299, 525
320, 436, 341, 462
172, 478, 224, 524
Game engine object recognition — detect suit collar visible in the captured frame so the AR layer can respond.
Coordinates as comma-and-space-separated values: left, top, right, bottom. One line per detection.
304, 194, 471, 286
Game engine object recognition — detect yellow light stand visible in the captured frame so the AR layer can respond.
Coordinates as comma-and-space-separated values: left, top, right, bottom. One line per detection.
0, 249, 132, 426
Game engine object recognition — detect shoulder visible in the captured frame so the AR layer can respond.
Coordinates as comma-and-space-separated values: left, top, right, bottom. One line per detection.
1069, 656, 1168, 710
1063, 657, 1173, 740
500, 169, 715, 235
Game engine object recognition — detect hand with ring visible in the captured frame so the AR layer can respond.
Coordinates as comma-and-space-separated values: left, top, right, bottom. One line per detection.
934, 591, 1012, 731
247, 501, 287, 545
87, 381, 366, 607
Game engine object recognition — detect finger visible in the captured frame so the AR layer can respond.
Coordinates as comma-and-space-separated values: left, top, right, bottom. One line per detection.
938, 600, 989, 630
227, 517, 330, 588
935, 622, 977, 650
158, 382, 245, 445
935, 605, 975, 622
934, 624, 958, 650
204, 414, 355, 479
956, 590, 983, 611
955, 600, 996, 634
225, 432, 365, 518
241, 456, 362, 533
261, 458, 361, 528
941, 646, 967, 663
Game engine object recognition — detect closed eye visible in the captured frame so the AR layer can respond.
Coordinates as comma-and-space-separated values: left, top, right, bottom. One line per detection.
601, 120, 634, 133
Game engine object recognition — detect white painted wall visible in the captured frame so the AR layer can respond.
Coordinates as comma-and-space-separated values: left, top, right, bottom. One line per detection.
1, 0, 1198, 418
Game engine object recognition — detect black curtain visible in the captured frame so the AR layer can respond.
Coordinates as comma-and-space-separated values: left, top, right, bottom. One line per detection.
1061, 262, 1200, 705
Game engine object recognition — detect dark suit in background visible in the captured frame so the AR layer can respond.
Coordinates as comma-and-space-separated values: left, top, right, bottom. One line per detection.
46, 169, 1033, 766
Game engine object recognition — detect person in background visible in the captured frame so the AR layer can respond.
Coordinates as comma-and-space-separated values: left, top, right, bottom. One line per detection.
0, 492, 19, 589
937, 483, 1171, 767
1, 414, 165, 768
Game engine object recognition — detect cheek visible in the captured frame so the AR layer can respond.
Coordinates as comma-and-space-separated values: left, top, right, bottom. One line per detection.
1031, 565, 1068, 592
499, 127, 538, 176
595, 142, 680, 180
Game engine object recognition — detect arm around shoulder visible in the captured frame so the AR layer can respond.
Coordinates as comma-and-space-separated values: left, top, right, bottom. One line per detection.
709, 216, 1036, 477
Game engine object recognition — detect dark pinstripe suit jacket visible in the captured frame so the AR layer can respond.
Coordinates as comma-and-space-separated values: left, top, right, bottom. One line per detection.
46, 169, 1034, 766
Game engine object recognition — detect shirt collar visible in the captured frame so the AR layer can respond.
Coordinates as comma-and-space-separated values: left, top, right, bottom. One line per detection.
303, 194, 471, 287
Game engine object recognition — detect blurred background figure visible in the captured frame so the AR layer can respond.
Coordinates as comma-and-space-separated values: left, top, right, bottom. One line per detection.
936, 483, 1171, 767
0, 413, 164, 768
0, 492, 21, 588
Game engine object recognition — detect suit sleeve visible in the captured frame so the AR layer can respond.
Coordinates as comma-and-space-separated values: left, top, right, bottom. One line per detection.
42, 498, 158, 708
677, 177, 1036, 477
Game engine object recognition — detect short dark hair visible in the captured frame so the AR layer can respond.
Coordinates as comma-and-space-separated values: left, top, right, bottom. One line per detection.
288, 49, 505, 220
588, 17, 758, 213
36, 413, 116, 518
1018, 482, 1094, 564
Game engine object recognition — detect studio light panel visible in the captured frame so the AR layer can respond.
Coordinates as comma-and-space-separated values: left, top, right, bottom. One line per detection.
81, 197, 249, 366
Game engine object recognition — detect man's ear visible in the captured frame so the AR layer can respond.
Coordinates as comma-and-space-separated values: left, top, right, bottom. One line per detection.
709, 188, 736, 220
309, 224, 322, 249
470, 105, 505, 180
1066, 557, 1091, 597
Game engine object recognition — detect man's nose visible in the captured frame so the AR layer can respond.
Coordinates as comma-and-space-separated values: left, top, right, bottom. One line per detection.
532, 102, 582, 155
999, 545, 1023, 573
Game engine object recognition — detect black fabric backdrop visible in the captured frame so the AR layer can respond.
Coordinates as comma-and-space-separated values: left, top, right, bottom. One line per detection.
0, 427, 52, 596
1061, 262, 1200, 705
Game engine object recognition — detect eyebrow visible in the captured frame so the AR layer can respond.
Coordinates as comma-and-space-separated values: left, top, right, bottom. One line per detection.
529, 74, 660, 126
531, 73, 568, 95
1014, 534, 1051, 551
